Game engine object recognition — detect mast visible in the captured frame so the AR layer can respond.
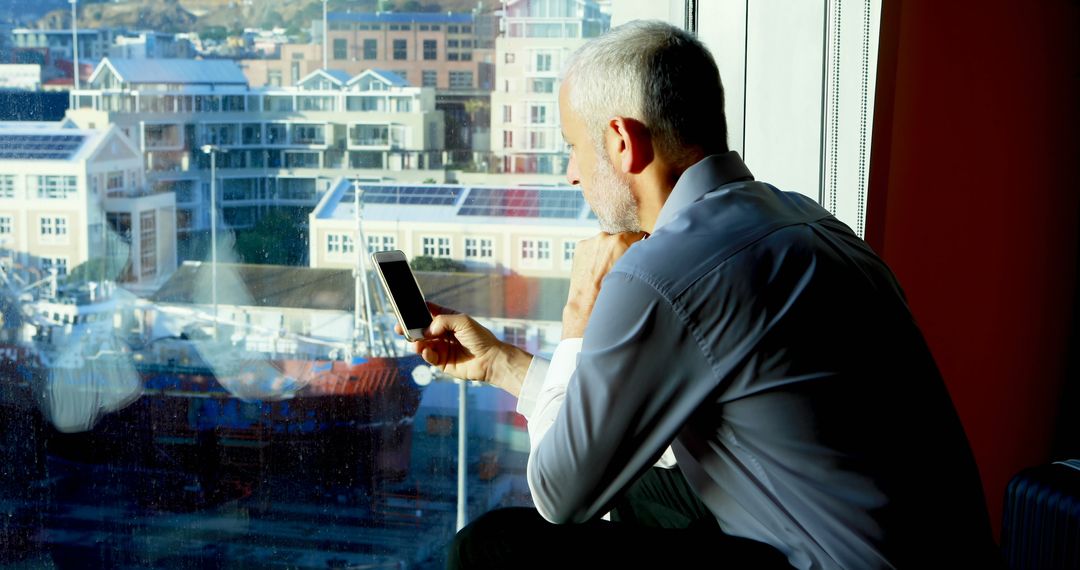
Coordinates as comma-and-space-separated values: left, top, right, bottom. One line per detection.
352, 179, 377, 357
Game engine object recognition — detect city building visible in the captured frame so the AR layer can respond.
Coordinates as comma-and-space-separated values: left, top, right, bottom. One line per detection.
10, 27, 117, 65
0, 64, 42, 90
0, 122, 176, 288
491, 0, 609, 174
308, 178, 596, 279
66, 58, 445, 239
108, 31, 195, 60
243, 12, 495, 91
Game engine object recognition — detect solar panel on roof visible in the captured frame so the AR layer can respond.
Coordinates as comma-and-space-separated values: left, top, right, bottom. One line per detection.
0, 133, 86, 160
458, 187, 584, 218
348, 185, 462, 206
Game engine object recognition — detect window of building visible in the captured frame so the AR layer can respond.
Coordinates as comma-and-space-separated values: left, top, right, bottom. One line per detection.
0, 175, 15, 198
563, 240, 576, 267
529, 131, 546, 149
447, 39, 459, 48
0, 216, 12, 235
366, 234, 396, 254
530, 78, 555, 93
535, 53, 552, 72
422, 236, 451, 257
447, 52, 459, 61
35, 175, 77, 199
327, 233, 341, 254
503, 105, 512, 123
333, 38, 347, 60
140, 210, 156, 279
461, 25, 472, 34
107, 171, 124, 191
449, 71, 473, 89
505, 52, 515, 63
520, 238, 551, 266
503, 325, 527, 348
41, 256, 68, 278
503, 130, 513, 149
448, 25, 459, 33
460, 52, 472, 61
464, 237, 494, 260
530, 105, 547, 124
363, 39, 377, 60
392, 39, 407, 60
423, 39, 437, 60
422, 70, 437, 87
39, 216, 68, 243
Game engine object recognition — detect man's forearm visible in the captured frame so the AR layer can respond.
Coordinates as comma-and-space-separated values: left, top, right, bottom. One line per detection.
488, 342, 534, 398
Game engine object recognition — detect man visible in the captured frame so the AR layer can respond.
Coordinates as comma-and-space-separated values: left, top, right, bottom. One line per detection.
410, 21, 998, 569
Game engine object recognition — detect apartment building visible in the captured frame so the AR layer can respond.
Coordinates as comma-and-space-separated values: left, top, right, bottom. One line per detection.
65, 58, 445, 237
308, 178, 597, 279
11, 28, 119, 65
243, 12, 495, 91
491, 0, 609, 174
0, 122, 176, 288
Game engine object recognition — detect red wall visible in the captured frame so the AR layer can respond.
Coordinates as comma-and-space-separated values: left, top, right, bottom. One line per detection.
866, 0, 1080, 534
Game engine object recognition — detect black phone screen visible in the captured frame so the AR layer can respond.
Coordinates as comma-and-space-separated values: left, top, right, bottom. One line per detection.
379, 260, 433, 331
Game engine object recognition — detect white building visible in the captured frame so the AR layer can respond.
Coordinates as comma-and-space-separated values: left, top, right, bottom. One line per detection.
491, 0, 609, 175
108, 31, 195, 60
66, 58, 445, 237
0, 64, 42, 90
309, 178, 596, 279
0, 122, 176, 288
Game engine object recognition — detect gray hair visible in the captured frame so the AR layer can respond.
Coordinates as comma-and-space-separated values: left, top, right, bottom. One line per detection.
561, 20, 729, 166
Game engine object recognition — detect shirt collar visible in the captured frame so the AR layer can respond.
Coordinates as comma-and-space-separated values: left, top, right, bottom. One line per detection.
653, 151, 754, 232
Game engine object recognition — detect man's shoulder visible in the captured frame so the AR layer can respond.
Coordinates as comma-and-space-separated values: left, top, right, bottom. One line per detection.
616, 181, 839, 299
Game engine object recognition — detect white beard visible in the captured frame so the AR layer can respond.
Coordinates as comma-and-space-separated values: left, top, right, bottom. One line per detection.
588, 151, 640, 234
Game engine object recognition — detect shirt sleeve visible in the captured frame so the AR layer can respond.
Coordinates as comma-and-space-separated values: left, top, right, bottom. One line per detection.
526, 271, 714, 524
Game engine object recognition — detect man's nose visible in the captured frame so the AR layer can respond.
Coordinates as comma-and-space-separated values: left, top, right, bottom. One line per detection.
565, 156, 581, 186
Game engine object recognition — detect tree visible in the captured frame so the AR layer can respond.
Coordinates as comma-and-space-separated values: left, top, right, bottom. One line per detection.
233, 208, 309, 266
410, 256, 465, 273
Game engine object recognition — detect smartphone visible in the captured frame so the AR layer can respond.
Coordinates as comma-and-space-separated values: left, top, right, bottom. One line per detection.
371, 249, 433, 341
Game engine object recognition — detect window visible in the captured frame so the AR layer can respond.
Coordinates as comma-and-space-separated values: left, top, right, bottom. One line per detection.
465, 237, 494, 260
422, 236, 451, 257
0, 175, 14, 198
393, 39, 407, 60
460, 52, 472, 61
535, 53, 552, 72
530, 105, 547, 124
363, 39, 377, 60
107, 171, 124, 190
0, 216, 12, 235
326, 233, 341, 254
505, 52, 515, 63
520, 238, 551, 266
333, 38, 347, 60
448, 25, 459, 33
35, 175, 77, 199
529, 131, 546, 149
366, 234, 396, 254
423, 39, 437, 60
530, 78, 555, 93
422, 70, 437, 87
563, 240, 576, 266
39, 216, 68, 243
41, 257, 68, 277
447, 40, 459, 48
503, 130, 513, 149
503, 105, 512, 123
449, 71, 473, 89
503, 325, 527, 349
140, 210, 156, 279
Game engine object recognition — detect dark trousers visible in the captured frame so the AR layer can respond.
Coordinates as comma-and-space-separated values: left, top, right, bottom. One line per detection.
447, 467, 792, 569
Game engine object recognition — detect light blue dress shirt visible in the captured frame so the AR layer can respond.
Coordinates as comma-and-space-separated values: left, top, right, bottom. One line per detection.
518, 152, 995, 569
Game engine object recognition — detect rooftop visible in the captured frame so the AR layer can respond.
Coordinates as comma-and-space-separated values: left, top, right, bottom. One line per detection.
314, 179, 596, 227
0, 122, 111, 162
94, 58, 248, 86
152, 262, 569, 322
327, 12, 474, 24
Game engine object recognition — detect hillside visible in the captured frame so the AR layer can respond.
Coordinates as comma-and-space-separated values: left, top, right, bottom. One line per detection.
36, 0, 502, 36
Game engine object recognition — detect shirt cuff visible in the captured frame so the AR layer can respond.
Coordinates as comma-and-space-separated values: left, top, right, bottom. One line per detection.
517, 355, 549, 418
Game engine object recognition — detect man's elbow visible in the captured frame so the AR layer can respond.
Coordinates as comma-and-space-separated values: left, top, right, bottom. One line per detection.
527, 463, 594, 525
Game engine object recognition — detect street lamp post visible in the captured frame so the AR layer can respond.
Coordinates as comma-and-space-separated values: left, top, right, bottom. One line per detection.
201, 144, 225, 339
69, 0, 79, 90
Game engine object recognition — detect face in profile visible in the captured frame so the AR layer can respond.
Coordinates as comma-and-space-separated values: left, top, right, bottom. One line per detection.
559, 81, 640, 234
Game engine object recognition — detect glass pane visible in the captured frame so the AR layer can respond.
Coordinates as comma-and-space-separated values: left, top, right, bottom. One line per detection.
0, 2, 687, 568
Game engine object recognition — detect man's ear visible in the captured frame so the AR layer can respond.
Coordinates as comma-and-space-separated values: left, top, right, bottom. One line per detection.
606, 117, 654, 174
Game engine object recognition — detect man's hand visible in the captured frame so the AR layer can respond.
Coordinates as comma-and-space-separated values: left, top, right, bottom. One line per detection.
397, 302, 533, 397
563, 231, 648, 339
